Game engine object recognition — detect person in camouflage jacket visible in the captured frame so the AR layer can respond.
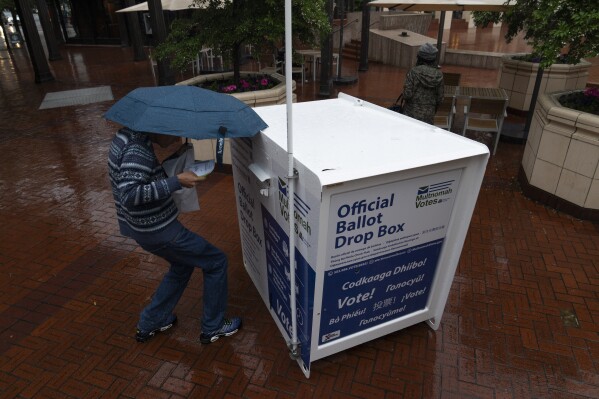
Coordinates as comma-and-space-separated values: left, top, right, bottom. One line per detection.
402, 43, 444, 125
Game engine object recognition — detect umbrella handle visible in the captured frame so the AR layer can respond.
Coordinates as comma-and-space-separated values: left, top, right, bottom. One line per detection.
216, 138, 224, 166
214, 126, 227, 166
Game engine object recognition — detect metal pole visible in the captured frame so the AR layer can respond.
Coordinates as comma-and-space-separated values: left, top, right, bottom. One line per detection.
318, 0, 334, 97
435, 11, 445, 66
333, 0, 357, 85
284, 0, 299, 359
358, 4, 370, 72
336, 0, 345, 79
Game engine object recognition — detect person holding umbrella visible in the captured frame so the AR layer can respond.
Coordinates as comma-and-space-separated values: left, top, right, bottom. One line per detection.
108, 128, 241, 343
105, 86, 267, 343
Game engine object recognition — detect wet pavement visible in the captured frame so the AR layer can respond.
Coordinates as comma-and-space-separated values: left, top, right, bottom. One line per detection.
1, 26, 599, 398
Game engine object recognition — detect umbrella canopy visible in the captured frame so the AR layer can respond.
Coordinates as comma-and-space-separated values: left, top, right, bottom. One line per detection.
368, 0, 512, 12
361, 1, 514, 67
116, 0, 199, 13
104, 86, 268, 139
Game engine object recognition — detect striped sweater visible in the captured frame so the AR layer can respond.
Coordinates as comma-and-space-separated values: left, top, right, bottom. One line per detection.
108, 128, 182, 235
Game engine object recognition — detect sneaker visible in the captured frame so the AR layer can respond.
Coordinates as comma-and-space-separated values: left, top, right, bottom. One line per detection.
200, 317, 242, 344
135, 314, 177, 343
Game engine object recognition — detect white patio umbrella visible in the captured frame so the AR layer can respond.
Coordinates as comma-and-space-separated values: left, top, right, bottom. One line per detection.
368, 0, 512, 12
364, 1, 514, 65
116, 0, 200, 13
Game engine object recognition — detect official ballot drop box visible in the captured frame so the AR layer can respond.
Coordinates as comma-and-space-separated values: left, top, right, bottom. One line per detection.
231, 94, 489, 377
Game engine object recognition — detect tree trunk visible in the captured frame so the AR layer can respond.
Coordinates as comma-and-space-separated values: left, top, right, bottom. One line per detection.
233, 42, 241, 84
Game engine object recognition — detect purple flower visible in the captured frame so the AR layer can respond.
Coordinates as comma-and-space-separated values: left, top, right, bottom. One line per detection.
222, 84, 237, 93
198, 74, 277, 94
584, 87, 599, 99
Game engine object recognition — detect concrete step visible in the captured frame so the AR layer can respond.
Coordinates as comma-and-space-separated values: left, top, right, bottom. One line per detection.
342, 40, 361, 61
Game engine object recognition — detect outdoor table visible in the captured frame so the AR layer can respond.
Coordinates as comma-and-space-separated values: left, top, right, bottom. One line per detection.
455, 86, 509, 119
458, 86, 508, 100
444, 85, 459, 98
296, 49, 339, 80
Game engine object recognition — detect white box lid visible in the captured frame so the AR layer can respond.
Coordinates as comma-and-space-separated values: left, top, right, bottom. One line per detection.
254, 93, 489, 186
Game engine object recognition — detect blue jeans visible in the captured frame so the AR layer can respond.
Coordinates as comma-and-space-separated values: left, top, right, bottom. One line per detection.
135, 221, 228, 334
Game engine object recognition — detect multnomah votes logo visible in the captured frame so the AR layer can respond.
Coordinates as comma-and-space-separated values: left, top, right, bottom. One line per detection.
277, 177, 312, 241
278, 177, 286, 195
415, 180, 455, 208
278, 176, 310, 219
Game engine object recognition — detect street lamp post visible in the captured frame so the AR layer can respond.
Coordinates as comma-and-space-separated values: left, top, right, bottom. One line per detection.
146, 0, 175, 86
333, 0, 357, 85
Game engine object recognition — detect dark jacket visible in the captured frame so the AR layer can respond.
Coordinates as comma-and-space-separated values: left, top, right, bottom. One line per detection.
403, 64, 444, 125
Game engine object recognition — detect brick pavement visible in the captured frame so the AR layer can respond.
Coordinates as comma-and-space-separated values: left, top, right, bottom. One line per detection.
0, 41, 598, 399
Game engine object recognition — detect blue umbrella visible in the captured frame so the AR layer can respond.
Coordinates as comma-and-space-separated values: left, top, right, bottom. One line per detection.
104, 85, 268, 139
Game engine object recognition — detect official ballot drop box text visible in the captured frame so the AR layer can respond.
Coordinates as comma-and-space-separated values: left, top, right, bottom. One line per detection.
231, 94, 489, 377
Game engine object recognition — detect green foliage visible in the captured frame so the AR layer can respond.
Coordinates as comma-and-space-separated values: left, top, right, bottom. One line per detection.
472, 0, 599, 68
0, 0, 15, 11
7, 0, 45, 13
351, 1, 366, 11
471, 11, 501, 28
511, 53, 569, 64
0, 0, 15, 18
155, 0, 330, 79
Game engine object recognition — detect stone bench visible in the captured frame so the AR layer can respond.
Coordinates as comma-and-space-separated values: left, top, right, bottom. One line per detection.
443, 49, 505, 69
369, 28, 446, 68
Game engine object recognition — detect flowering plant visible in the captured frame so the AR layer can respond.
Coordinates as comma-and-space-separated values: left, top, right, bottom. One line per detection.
511, 53, 569, 64
584, 87, 599, 99
559, 87, 599, 116
199, 74, 277, 94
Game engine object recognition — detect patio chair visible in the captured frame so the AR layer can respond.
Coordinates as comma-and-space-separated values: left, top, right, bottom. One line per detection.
434, 95, 456, 131
286, 62, 306, 85
259, 59, 305, 84
259, 53, 283, 74
462, 97, 508, 155
281, 48, 307, 85
191, 47, 224, 75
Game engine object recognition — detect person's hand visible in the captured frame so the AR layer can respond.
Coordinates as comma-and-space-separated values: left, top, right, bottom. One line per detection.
177, 171, 205, 188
